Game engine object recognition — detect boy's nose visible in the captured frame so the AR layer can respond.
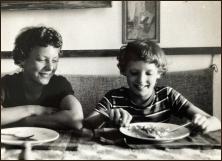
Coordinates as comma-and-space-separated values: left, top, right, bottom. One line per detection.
137, 73, 147, 84
45, 61, 54, 71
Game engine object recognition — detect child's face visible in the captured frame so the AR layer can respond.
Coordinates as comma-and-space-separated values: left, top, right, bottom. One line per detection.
125, 60, 161, 100
23, 45, 60, 85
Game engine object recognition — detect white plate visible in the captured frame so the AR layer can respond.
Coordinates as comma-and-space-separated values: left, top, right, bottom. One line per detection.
1, 127, 59, 145
120, 122, 190, 142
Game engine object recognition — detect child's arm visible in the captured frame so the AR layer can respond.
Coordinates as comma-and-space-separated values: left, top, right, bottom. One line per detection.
22, 95, 84, 130
1, 105, 55, 126
1, 95, 84, 130
85, 89, 133, 129
185, 104, 221, 133
85, 108, 133, 129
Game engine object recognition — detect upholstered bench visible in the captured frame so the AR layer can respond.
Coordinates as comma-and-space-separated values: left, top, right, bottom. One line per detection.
63, 68, 213, 118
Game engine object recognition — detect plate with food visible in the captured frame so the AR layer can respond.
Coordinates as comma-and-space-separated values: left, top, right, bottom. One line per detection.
120, 122, 190, 142
1, 127, 59, 145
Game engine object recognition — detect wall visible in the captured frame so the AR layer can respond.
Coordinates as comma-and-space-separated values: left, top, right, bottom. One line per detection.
1, 1, 221, 119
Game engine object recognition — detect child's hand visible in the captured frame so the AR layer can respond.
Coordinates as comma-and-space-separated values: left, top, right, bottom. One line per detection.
192, 114, 209, 134
109, 108, 132, 127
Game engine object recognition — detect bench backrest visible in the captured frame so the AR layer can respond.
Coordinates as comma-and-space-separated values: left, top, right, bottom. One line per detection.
64, 68, 213, 117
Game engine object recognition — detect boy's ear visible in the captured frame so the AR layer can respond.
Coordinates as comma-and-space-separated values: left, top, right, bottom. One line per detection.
157, 72, 161, 79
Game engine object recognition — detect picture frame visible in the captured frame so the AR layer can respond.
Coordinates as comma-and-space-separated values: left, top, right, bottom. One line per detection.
122, 1, 160, 43
1, 1, 112, 10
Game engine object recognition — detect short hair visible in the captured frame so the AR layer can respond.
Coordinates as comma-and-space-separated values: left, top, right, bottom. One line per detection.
12, 26, 63, 67
117, 40, 167, 75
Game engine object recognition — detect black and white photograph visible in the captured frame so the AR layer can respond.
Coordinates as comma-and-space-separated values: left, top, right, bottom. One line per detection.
1, 1, 221, 160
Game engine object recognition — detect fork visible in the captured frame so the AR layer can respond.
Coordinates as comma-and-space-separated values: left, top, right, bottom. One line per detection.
95, 109, 110, 118
167, 122, 192, 133
1, 133, 35, 140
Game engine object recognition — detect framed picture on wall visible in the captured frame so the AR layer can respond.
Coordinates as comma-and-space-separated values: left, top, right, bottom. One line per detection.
122, 1, 160, 43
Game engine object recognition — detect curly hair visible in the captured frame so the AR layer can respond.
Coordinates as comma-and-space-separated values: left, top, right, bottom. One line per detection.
117, 40, 167, 75
12, 26, 63, 67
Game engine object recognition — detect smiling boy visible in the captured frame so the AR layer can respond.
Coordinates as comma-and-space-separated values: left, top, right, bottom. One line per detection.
1, 26, 83, 130
85, 40, 221, 134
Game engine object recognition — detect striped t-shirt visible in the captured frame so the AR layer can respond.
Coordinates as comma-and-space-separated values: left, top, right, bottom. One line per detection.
95, 86, 193, 127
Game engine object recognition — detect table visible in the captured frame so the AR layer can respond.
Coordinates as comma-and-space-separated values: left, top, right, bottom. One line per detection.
1, 129, 221, 160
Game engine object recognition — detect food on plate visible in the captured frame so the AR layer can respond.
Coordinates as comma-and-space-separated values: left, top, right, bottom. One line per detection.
132, 125, 170, 138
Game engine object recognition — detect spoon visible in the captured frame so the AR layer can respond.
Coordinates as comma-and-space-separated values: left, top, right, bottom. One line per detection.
1, 133, 35, 140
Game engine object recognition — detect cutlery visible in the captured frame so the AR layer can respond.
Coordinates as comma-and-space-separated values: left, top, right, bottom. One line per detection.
167, 122, 192, 133
99, 136, 123, 144
95, 109, 110, 118
95, 109, 125, 122
1, 133, 35, 140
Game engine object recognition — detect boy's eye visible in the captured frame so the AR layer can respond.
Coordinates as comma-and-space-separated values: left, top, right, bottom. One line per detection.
146, 72, 153, 75
36, 58, 59, 63
52, 59, 59, 63
36, 58, 46, 62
